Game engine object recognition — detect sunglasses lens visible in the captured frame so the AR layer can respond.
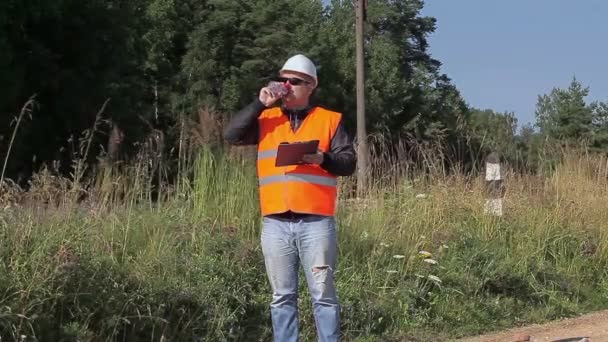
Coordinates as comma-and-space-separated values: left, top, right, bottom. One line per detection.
275, 77, 307, 85
289, 78, 305, 85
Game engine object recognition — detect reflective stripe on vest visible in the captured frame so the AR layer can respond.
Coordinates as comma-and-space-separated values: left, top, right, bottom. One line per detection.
259, 173, 338, 187
257, 149, 277, 161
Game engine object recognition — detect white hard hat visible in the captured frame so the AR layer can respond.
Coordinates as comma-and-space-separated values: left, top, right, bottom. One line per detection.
280, 54, 318, 86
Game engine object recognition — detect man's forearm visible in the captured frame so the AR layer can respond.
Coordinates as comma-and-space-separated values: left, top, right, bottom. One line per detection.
223, 99, 265, 145
321, 151, 356, 176
320, 121, 357, 176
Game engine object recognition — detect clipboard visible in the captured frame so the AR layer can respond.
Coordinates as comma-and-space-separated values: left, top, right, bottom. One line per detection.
275, 140, 320, 166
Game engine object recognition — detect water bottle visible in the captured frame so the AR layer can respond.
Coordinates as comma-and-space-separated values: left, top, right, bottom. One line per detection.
267, 81, 292, 98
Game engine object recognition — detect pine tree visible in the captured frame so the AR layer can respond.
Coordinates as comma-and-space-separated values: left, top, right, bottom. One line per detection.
535, 77, 593, 142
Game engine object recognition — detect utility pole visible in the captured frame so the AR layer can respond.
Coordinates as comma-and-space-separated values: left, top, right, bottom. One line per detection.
355, 0, 368, 197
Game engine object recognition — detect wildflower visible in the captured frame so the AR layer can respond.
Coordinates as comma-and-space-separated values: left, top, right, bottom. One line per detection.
418, 250, 432, 258
392, 255, 406, 259
428, 275, 442, 284
423, 258, 438, 265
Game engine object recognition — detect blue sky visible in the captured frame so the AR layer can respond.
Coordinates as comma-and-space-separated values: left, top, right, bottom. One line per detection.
421, 0, 608, 128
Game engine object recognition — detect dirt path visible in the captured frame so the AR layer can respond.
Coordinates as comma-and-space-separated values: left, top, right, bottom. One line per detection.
457, 310, 608, 342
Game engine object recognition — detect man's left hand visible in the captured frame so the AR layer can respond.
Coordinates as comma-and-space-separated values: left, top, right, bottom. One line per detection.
301, 151, 324, 165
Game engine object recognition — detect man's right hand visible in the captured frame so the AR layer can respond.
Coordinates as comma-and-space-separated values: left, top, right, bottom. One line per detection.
259, 87, 281, 107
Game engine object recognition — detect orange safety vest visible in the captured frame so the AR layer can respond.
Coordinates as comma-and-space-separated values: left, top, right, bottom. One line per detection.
257, 106, 342, 216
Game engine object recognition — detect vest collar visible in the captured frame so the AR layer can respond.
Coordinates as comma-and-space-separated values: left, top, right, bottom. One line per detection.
281, 105, 314, 118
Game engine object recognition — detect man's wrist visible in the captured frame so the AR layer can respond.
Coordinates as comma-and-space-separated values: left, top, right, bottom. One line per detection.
320, 152, 331, 169
253, 98, 267, 116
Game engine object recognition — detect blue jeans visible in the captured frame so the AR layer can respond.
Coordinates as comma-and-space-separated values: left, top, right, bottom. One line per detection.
261, 215, 340, 342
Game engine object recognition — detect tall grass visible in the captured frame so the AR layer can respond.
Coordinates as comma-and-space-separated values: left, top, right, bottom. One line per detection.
1, 129, 607, 340
1, 96, 36, 185
192, 147, 260, 240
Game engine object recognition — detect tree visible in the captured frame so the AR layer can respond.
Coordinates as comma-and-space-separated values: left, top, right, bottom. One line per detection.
0, 0, 150, 182
317, 0, 469, 168
468, 108, 518, 155
179, 0, 324, 113
0, 0, 488, 183
534, 77, 608, 153
590, 101, 608, 150
535, 77, 593, 142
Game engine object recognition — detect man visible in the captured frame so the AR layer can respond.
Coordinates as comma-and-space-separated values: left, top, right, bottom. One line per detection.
223, 54, 356, 341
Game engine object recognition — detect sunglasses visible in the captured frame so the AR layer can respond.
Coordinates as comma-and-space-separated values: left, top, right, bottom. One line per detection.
274, 77, 310, 86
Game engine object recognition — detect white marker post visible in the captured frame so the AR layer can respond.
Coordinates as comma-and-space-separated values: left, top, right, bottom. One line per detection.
484, 152, 504, 216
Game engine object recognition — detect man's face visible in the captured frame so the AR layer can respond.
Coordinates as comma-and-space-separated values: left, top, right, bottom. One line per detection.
277, 71, 316, 108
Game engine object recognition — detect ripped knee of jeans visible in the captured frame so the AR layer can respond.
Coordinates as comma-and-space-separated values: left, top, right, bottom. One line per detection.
312, 265, 333, 284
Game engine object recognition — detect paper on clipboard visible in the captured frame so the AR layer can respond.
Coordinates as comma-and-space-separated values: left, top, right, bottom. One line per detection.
275, 140, 319, 166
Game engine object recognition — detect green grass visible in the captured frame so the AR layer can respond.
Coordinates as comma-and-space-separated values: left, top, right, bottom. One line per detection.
1, 148, 607, 341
